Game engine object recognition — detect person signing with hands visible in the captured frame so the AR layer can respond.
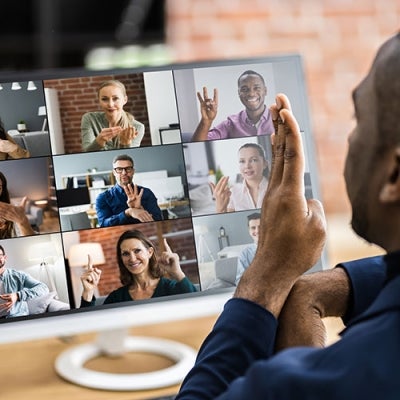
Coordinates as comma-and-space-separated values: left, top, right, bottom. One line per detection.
191, 70, 274, 142
210, 142, 269, 213
177, 93, 327, 398
95, 154, 162, 227
0, 245, 49, 318
0, 196, 35, 238
80, 229, 197, 307
179, 34, 400, 398
158, 238, 186, 282
81, 79, 145, 152
123, 181, 154, 223
0, 172, 35, 238
80, 255, 102, 304
0, 117, 30, 160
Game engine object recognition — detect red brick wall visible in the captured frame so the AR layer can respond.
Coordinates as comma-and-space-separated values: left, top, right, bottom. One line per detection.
44, 73, 151, 153
77, 218, 199, 296
165, 0, 400, 214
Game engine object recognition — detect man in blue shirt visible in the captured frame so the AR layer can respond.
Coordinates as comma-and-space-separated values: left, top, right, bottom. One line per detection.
235, 212, 260, 285
0, 245, 48, 318
177, 33, 400, 399
96, 154, 162, 227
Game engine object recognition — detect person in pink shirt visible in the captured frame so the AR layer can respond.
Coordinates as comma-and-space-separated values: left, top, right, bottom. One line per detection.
191, 70, 274, 142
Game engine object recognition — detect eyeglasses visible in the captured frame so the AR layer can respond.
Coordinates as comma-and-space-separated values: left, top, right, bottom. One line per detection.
114, 166, 134, 174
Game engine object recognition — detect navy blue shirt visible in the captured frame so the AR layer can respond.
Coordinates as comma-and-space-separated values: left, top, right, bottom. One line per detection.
177, 255, 400, 399
95, 184, 162, 227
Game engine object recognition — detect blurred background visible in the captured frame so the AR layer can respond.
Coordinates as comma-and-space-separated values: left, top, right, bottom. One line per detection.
1, 0, 399, 259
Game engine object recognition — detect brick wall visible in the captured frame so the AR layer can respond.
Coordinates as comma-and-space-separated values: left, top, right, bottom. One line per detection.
44, 73, 151, 153
165, 0, 400, 213
77, 218, 198, 296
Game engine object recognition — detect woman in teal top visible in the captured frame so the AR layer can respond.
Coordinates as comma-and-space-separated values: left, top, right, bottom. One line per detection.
81, 79, 145, 152
80, 229, 197, 307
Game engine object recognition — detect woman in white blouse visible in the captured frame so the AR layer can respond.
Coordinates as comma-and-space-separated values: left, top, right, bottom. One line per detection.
211, 142, 269, 213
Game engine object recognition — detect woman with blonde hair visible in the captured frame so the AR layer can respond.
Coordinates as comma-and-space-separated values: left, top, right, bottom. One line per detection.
211, 142, 269, 213
81, 79, 145, 151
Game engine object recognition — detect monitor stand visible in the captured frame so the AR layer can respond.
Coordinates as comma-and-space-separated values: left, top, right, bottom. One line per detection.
55, 327, 197, 391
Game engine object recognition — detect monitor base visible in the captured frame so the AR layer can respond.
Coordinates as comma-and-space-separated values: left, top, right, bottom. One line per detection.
55, 328, 197, 391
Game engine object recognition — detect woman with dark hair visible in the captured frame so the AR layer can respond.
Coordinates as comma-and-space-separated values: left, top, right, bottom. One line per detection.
210, 142, 269, 213
80, 229, 197, 307
0, 172, 35, 238
0, 118, 30, 160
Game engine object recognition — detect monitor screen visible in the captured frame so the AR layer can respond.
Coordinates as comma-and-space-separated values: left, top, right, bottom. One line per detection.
0, 54, 326, 390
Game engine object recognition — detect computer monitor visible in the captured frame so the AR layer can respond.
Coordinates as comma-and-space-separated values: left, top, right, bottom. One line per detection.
0, 54, 326, 391
56, 187, 91, 208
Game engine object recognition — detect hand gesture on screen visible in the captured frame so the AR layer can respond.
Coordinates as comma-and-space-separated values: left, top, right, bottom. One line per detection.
124, 183, 143, 209
81, 255, 102, 302
0, 293, 18, 313
125, 207, 154, 222
0, 139, 18, 154
234, 93, 326, 318
210, 176, 231, 213
119, 126, 138, 146
197, 87, 218, 122
159, 238, 185, 281
0, 196, 35, 236
96, 126, 121, 147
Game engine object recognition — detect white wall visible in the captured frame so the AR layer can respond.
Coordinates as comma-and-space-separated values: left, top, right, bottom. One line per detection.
143, 70, 180, 145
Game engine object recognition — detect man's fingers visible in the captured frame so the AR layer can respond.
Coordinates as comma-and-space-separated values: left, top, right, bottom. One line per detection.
275, 93, 292, 112
197, 91, 204, 103
279, 108, 304, 191
306, 199, 326, 223
213, 88, 218, 105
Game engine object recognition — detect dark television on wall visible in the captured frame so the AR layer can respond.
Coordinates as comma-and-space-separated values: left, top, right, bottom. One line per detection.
56, 187, 91, 208
0, 53, 326, 392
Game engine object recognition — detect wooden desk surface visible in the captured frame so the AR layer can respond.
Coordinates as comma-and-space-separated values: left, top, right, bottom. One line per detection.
1, 213, 384, 399
1, 315, 218, 400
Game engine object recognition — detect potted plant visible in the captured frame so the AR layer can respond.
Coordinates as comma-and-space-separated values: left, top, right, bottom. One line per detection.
17, 120, 27, 132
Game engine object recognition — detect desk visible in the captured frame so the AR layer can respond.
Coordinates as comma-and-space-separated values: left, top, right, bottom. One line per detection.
0, 315, 218, 400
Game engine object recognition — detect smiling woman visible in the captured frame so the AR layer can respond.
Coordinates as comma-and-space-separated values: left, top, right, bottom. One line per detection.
79, 228, 197, 308
81, 80, 145, 152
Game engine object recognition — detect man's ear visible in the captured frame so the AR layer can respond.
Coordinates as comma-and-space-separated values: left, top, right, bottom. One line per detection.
379, 147, 400, 203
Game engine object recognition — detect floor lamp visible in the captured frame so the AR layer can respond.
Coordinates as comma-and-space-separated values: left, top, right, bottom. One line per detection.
28, 241, 58, 295
196, 225, 215, 263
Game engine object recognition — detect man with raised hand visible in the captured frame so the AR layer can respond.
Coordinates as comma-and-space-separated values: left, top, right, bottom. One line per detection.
177, 33, 400, 399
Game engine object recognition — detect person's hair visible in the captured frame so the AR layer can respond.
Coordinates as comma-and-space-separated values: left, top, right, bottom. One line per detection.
116, 229, 161, 286
112, 154, 134, 166
0, 172, 10, 204
97, 80, 134, 129
0, 245, 5, 256
0, 118, 8, 140
0, 172, 15, 238
238, 142, 270, 177
237, 70, 266, 87
247, 212, 261, 225
374, 33, 400, 152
